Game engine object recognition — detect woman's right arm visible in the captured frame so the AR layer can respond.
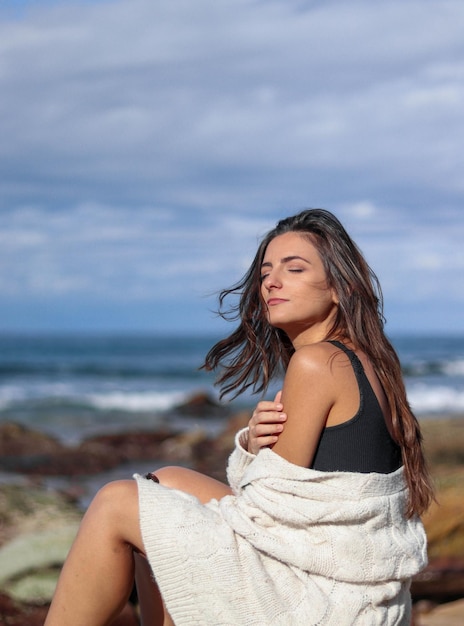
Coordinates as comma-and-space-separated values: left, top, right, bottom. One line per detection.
227, 391, 286, 492
247, 390, 287, 455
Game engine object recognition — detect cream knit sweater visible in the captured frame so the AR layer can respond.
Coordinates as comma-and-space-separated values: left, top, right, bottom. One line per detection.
135, 428, 427, 625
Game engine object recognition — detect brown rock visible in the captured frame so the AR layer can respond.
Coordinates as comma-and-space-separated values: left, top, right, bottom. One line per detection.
0, 593, 139, 626
190, 410, 250, 481
411, 468, 464, 604
0, 422, 178, 477
0, 422, 62, 456
0, 592, 48, 626
422, 483, 464, 561
413, 598, 464, 626
412, 557, 464, 603
406, 430, 464, 605
158, 429, 209, 464
174, 391, 229, 417
0, 422, 65, 473
80, 428, 173, 463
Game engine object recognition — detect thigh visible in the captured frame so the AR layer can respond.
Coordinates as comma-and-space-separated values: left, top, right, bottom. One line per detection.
154, 466, 232, 503
134, 553, 174, 626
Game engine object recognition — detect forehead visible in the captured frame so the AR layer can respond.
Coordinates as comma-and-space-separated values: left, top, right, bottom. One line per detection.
263, 231, 318, 258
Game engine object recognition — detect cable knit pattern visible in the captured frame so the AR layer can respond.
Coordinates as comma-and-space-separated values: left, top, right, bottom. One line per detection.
134, 428, 427, 625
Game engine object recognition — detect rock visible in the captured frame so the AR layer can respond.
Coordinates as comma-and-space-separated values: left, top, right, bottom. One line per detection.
411, 481, 464, 604
0, 482, 82, 608
422, 481, 464, 561
158, 429, 209, 464
0, 422, 180, 477
0, 405, 238, 479
412, 557, 464, 603
0, 592, 49, 626
411, 467, 464, 603
0, 480, 140, 624
80, 428, 174, 464
413, 598, 464, 625
187, 411, 246, 481
410, 424, 464, 608
1, 413, 463, 623
421, 418, 464, 467
0, 483, 82, 547
0, 525, 80, 603
0, 422, 64, 473
174, 391, 230, 417
0, 590, 139, 626
0, 483, 83, 623
0, 422, 62, 457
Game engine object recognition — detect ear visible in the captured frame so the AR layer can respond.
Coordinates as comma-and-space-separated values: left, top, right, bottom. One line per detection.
331, 288, 339, 305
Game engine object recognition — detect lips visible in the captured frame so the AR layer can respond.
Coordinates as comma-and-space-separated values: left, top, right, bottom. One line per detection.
267, 298, 288, 306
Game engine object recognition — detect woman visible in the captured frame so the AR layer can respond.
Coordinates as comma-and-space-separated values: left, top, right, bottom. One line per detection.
45, 209, 433, 626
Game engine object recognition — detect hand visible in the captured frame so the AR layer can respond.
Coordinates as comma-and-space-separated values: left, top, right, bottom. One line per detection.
247, 390, 287, 455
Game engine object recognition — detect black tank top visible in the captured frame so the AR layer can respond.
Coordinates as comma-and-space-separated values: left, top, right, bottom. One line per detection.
310, 341, 402, 474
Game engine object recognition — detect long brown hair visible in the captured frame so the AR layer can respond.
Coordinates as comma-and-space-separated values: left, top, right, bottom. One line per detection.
203, 208, 434, 517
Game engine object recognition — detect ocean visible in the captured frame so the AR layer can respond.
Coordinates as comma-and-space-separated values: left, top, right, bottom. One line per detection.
0, 333, 463, 445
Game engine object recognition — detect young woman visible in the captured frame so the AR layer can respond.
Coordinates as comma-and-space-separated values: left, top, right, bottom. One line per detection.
45, 209, 433, 626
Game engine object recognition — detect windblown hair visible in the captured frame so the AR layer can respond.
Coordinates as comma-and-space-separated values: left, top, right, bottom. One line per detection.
203, 208, 434, 517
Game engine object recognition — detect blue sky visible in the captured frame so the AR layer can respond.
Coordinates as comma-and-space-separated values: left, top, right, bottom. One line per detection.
1, 0, 463, 335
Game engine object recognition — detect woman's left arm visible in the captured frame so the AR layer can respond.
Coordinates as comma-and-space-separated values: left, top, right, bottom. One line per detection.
270, 344, 337, 467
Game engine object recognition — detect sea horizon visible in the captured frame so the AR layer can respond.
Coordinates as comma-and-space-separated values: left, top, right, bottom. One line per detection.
0, 331, 463, 445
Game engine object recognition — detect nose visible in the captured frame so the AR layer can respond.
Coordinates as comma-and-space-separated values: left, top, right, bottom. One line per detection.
262, 269, 281, 290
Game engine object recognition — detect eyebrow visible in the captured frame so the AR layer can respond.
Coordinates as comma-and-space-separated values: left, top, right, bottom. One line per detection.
261, 255, 310, 268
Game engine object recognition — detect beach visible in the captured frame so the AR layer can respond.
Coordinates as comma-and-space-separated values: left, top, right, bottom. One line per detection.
1, 404, 463, 625
0, 333, 463, 624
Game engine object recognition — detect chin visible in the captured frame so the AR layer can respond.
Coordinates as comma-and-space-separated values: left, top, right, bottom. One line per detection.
268, 319, 293, 334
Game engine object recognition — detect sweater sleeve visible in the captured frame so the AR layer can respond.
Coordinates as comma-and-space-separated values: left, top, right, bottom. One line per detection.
226, 427, 256, 495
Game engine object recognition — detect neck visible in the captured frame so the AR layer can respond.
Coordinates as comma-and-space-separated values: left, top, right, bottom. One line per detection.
289, 326, 332, 350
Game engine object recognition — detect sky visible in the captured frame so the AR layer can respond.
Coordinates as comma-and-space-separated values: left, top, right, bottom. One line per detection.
0, 0, 463, 336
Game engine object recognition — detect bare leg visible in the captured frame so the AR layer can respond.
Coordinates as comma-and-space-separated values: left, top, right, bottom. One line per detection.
46, 467, 231, 626
155, 465, 232, 501
45, 480, 145, 626
134, 553, 169, 626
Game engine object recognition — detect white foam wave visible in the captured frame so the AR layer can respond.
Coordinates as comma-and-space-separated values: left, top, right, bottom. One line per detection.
407, 383, 464, 414
443, 359, 464, 377
0, 385, 23, 409
0, 383, 193, 414
87, 390, 189, 412
0, 382, 84, 408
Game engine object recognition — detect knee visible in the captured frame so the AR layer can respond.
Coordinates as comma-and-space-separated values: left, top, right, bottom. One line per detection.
90, 480, 137, 522
82, 479, 143, 552
154, 466, 190, 490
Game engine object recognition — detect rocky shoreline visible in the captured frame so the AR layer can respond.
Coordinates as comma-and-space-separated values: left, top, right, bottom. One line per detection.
1, 396, 463, 625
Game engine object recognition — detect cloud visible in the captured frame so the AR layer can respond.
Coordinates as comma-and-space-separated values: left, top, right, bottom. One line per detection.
0, 204, 269, 307
2, 0, 464, 206
0, 0, 463, 332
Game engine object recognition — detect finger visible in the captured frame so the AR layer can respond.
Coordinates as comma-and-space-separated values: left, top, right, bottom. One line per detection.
259, 435, 280, 446
256, 399, 283, 412
251, 423, 285, 438
249, 434, 281, 453
250, 411, 285, 426
273, 390, 283, 404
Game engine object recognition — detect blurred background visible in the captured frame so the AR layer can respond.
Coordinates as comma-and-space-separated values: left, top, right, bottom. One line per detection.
0, 0, 463, 438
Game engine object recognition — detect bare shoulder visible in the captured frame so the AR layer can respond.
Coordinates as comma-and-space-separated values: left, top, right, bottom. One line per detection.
284, 341, 352, 408
287, 341, 345, 376
274, 342, 342, 466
